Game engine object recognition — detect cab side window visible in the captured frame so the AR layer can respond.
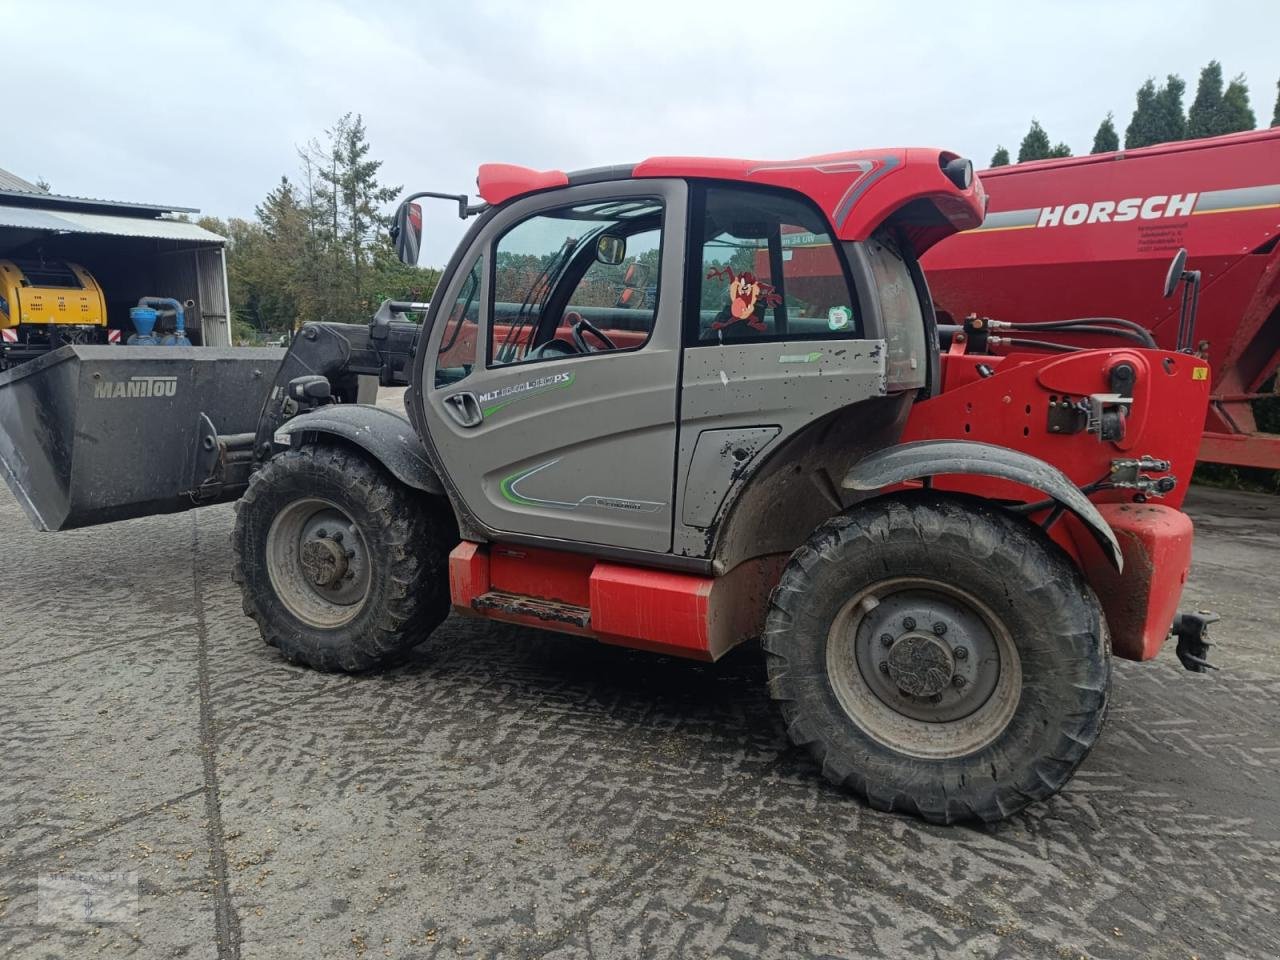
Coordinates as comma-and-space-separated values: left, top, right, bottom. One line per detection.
693, 187, 859, 343
564, 226, 661, 346
489, 199, 664, 368
434, 259, 481, 388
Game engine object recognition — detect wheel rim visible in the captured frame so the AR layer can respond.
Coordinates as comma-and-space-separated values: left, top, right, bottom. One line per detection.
265, 497, 372, 629
826, 576, 1022, 759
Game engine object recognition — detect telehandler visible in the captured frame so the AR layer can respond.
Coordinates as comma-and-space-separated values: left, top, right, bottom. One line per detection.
0, 148, 1218, 823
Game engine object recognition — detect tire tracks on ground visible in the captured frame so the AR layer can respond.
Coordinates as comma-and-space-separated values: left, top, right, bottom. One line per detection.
193, 513, 242, 960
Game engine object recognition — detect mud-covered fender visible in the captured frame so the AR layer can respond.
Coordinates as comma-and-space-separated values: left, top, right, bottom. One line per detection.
274, 404, 445, 495
843, 439, 1123, 571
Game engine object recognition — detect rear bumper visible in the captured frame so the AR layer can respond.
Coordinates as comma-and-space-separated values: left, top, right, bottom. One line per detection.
1068, 503, 1194, 661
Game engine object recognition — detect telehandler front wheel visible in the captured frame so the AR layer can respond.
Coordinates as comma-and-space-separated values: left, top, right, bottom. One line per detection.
764, 492, 1110, 825
231, 442, 454, 672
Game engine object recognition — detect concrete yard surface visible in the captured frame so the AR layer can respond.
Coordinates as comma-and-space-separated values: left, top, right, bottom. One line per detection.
1, 477, 1277, 959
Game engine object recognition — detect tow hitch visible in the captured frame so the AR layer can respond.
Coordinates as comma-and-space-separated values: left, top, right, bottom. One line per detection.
1171, 611, 1221, 672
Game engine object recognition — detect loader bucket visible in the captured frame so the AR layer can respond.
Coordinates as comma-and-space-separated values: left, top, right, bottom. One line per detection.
0, 345, 284, 531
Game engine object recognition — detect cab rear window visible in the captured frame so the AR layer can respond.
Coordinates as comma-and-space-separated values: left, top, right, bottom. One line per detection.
864, 233, 927, 391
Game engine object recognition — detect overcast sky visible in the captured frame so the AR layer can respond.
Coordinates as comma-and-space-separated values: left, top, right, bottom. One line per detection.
4, 0, 1277, 264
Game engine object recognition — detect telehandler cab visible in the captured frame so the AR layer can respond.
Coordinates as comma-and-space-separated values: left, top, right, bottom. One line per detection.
0, 149, 1217, 824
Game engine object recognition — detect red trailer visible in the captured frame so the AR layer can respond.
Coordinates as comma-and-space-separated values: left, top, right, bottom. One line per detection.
921, 128, 1280, 469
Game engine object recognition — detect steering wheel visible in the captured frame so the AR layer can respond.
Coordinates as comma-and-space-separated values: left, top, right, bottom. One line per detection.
566, 311, 617, 353
526, 338, 578, 360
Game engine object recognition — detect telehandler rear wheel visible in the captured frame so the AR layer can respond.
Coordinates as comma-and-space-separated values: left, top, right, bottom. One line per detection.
763, 491, 1109, 824
231, 442, 454, 672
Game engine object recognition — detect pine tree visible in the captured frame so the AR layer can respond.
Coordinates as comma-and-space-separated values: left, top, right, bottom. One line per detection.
1047, 142, 1073, 158
1187, 61, 1225, 139
251, 177, 312, 332
256, 177, 303, 240
1125, 78, 1158, 147
1273, 78, 1280, 126
1091, 113, 1119, 153
1126, 75, 1186, 147
309, 116, 349, 320
331, 115, 401, 310
1220, 75, 1256, 133
216, 116, 444, 340
989, 145, 1010, 167
1017, 120, 1053, 162
1152, 74, 1187, 144
294, 141, 329, 326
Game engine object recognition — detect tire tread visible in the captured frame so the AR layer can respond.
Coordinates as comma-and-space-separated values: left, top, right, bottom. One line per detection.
763, 491, 1110, 825
230, 443, 453, 672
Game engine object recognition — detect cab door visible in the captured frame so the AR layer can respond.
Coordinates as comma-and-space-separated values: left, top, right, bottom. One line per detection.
672, 184, 901, 559
416, 179, 687, 553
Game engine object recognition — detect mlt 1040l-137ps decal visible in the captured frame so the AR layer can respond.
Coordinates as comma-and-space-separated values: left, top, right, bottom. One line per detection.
477, 372, 575, 417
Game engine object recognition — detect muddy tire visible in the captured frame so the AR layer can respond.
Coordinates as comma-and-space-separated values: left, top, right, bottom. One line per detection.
231, 442, 454, 672
763, 492, 1109, 824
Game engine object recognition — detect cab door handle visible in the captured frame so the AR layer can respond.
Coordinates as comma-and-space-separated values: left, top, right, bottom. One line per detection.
443, 391, 483, 428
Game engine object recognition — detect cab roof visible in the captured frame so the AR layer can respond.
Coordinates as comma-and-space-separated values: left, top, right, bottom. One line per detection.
476, 148, 986, 255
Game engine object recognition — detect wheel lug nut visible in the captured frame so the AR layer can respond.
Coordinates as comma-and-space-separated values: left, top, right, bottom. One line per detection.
902, 616, 916, 630
952, 675, 966, 688
878, 662, 890, 675
332, 530, 344, 543
933, 621, 947, 636
954, 646, 969, 660
316, 528, 328, 539
880, 633, 894, 648
346, 549, 356, 560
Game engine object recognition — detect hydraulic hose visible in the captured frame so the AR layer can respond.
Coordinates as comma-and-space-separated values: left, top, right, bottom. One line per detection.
998, 316, 1157, 349
943, 317, 1158, 356
1008, 476, 1114, 515
1017, 324, 1152, 346
994, 337, 1081, 353
136, 297, 186, 336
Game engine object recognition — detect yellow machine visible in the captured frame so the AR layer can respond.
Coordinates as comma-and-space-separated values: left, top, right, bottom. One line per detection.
0, 259, 107, 332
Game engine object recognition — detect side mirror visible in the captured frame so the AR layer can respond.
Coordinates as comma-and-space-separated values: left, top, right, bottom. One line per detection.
1163, 247, 1188, 298
391, 201, 423, 265
596, 234, 626, 265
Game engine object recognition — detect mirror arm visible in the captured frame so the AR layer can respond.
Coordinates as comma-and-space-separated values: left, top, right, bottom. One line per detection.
402, 190, 488, 220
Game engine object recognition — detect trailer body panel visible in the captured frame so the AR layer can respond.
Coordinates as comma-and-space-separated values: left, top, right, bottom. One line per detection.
921, 128, 1280, 467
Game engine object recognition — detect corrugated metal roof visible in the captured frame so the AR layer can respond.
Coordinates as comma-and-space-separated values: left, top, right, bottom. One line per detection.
0, 166, 201, 215
0, 167, 41, 192
0, 204, 224, 244
0, 187, 199, 215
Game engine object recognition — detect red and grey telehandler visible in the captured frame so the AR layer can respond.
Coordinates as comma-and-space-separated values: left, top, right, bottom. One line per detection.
0, 148, 1218, 823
